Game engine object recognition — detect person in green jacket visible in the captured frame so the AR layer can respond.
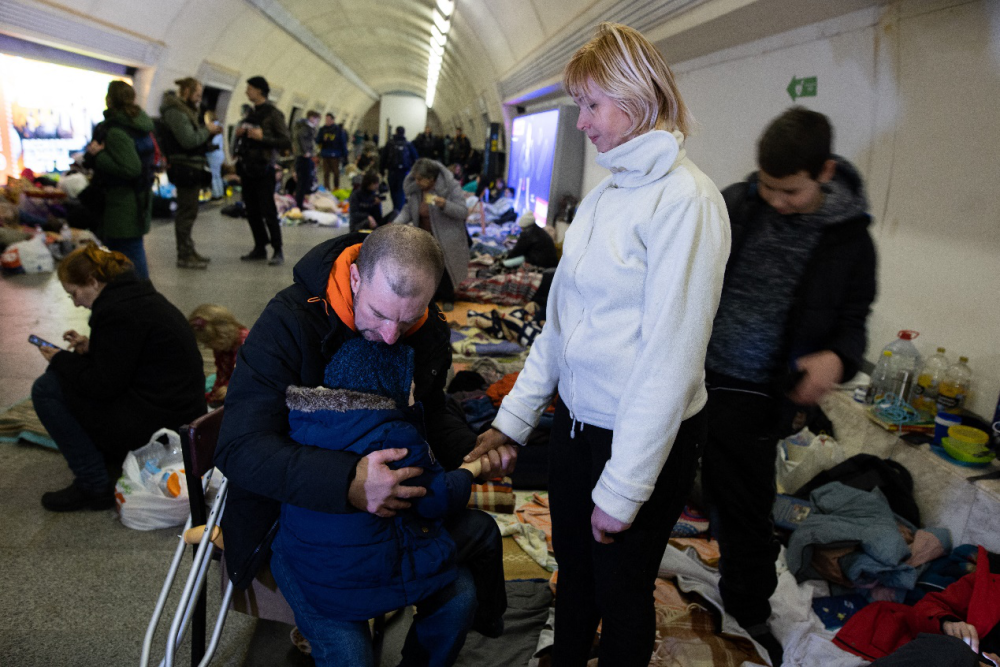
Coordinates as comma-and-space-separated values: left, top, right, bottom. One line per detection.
160, 77, 223, 269
86, 80, 155, 280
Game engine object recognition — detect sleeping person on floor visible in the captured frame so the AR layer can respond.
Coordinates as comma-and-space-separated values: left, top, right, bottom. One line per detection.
835, 545, 1000, 666
271, 337, 506, 664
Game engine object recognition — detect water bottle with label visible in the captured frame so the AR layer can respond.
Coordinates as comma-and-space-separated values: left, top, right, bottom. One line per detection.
911, 347, 949, 414
937, 356, 972, 414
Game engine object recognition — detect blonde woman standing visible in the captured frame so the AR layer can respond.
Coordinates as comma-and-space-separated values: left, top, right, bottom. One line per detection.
465, 23, 731, 665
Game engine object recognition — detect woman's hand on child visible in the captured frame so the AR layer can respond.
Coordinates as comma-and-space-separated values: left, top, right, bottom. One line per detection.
478, 443, 518, 479
943, 620, 979, 653
348, 448, 426, 518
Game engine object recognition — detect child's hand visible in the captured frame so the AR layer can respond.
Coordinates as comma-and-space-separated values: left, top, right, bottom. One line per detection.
460, 459, 482, 479
943, 620, 979, 653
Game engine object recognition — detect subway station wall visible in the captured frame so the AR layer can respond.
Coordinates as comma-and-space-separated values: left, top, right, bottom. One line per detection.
673, 0, 1000, 418
539, 1, 999, 418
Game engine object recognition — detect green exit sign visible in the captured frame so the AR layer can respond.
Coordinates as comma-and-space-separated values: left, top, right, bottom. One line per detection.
787, 76, 818, 101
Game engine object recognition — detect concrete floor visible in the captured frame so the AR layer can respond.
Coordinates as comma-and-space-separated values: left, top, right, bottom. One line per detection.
0, 207, 411, 666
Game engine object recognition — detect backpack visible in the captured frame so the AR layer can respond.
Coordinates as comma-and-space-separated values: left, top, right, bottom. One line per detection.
152, 117, 176, 168
391, 139, 412, 171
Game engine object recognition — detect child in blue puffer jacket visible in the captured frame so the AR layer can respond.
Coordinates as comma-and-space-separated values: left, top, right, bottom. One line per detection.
272, 337, 499, 633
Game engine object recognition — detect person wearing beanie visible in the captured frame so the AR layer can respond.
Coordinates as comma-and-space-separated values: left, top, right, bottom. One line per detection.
233, 75, 291, 265
271, 338, 506, 664
505, 210, 558, 269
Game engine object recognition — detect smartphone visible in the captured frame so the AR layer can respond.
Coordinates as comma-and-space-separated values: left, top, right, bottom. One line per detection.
28, 334, 63, 351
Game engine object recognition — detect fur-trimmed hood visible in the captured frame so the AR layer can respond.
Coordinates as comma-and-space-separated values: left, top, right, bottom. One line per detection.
285, 385, 395, 413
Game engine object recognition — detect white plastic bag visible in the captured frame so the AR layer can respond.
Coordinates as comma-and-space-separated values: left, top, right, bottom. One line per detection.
1, 234, 54, 274
115, 428, 190, 530
776, 429, 845, 495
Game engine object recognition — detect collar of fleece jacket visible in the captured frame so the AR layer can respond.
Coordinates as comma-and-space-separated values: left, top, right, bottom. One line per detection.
596, 129, 686, 190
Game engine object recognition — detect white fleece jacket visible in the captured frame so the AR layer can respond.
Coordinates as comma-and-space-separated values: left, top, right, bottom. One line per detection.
492, 130, 731, 524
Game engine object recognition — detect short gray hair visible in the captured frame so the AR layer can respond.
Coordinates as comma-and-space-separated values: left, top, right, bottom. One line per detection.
411, 158, 441, 182
356, 225, 444, 296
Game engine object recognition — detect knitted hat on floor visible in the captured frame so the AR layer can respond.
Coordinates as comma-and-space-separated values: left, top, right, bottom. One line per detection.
323, 338, 414, 407
517, 211, 536, 229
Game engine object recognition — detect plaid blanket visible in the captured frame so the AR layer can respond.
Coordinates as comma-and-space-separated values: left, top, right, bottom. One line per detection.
455, 266, 543, 306
467, 477, 515, 514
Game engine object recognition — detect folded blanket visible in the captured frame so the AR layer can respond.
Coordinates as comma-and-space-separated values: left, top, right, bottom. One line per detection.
455, 266, 543, 306
468, 477, 515, 514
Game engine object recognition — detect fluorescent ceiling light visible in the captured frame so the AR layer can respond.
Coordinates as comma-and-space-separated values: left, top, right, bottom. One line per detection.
429, 39, 444, 57
431, 24, 447, 47
436, 0, 454, 19
433, 10, 451, 35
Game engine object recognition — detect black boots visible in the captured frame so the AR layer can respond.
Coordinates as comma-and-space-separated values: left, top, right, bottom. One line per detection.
41, 482, 115, 512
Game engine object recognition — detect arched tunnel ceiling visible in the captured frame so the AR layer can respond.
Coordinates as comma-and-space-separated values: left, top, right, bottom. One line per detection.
0, 0, 885, 132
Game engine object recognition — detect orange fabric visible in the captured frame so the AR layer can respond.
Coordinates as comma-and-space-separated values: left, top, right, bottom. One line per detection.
324, 243, 428, 336
486, 372, 520, 407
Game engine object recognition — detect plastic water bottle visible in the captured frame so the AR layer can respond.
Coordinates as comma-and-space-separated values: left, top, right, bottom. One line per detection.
937, 356, 972, 414
59, 222, 73, 256
910, 347, 949, 414
140, 460, 162, 489
866, 350, 894, 405
882, 330, 922, 402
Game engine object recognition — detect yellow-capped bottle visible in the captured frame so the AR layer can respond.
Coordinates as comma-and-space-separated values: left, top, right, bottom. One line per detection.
911, 347, 949, 414
936, 356, 972, 414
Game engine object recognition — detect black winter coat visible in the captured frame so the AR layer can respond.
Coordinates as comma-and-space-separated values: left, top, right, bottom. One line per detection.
722, 175, 877, 385
215, 234, 476, 589
508, 224, 558, 269
234, 101, 291, 175
48, 276, 206, 464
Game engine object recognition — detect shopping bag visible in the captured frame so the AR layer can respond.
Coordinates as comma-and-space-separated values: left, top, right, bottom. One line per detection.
776, 429, 845, 495
2, 234, 54, 275
115, 428, 190, 530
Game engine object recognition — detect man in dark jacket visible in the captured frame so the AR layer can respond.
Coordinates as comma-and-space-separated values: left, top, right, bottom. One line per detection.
380, 126, 419, 212
451, 127, 472, 170
291, 110, 320, 210
159, 78, 223, 269
233, 76, 291, 266
702, 107, 877, 665
316, 113, 348, 191
413, 126, 442, 161
215, 225, 513, 658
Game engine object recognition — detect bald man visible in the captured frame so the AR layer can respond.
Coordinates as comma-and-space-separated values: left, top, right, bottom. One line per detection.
215, 225, 514, 663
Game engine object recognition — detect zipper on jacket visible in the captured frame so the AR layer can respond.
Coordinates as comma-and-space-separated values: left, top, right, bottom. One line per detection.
562, 185, 610, 426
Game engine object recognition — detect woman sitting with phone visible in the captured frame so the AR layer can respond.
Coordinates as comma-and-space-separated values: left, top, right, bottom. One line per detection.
31, 243, 206, 512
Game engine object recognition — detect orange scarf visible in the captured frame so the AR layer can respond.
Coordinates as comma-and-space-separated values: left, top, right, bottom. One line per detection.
324, 243, 428, 336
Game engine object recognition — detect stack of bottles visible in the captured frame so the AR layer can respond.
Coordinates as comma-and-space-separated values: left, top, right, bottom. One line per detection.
865, 330, 974, 418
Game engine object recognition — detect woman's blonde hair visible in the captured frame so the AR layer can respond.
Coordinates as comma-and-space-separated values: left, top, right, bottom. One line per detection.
189, 304, 245, 351
563, 22, 690, 137
57, 243, 133, 285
